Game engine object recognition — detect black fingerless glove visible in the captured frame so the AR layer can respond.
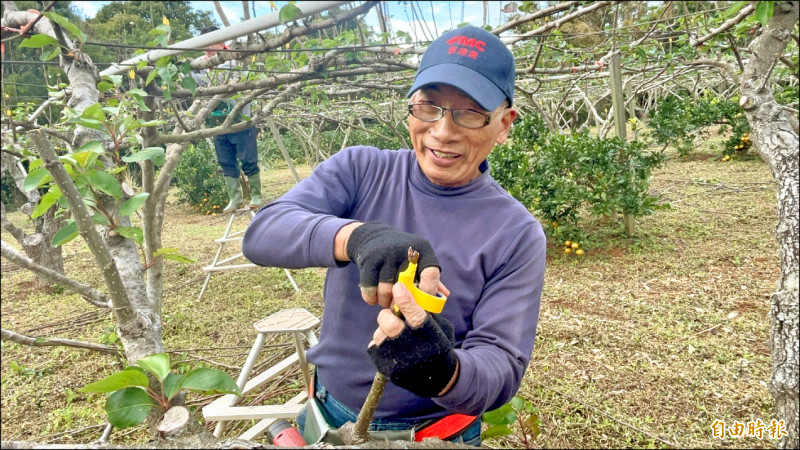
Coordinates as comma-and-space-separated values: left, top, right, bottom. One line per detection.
345, 222, 440, 287
367, 314, 458, 397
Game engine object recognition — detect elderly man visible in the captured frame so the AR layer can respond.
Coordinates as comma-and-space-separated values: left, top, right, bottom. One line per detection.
243, 25, 545, 446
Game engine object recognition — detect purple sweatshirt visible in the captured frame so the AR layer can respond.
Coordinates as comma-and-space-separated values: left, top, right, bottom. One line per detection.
242, 146, 545, 421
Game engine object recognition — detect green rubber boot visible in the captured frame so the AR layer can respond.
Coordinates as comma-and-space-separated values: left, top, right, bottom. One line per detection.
248, 174, 263, 208
222, 176, 244, 213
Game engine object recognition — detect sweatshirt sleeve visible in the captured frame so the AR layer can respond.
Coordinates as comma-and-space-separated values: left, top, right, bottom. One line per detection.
433, 222, 546, 415
242, 148, 361, 268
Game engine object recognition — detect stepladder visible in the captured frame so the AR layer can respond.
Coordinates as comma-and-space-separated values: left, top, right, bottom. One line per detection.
202, 308, 320, 440
198, 207, 299, 300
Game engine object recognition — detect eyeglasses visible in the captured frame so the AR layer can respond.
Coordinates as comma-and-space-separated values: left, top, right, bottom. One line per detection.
407, 103, 495, 129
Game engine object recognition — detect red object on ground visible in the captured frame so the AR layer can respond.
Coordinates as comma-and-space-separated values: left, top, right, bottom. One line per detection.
414, 414, 478, 441
267, 419, 306, 447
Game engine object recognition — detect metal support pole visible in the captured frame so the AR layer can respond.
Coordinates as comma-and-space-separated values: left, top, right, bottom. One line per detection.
101, 1, 354, 76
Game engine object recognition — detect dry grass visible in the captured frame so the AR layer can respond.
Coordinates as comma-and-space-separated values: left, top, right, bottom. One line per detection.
0, 144, 781, 448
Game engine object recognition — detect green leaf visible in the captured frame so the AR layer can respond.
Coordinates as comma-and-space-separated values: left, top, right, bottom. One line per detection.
509, 395, 524, 411
105, 388, 152, 429
88, 170, 122, 199
145, 69, 158, 87
119, 193, 150, 216
482, 403, 515, 426
152, 248, 197, 264
137, 120, 166, 128
81, 103, 106, 122
31, 186, 62, 220
153, 248, 178, 257
92, 214, 111, 226
162, 373, 186, 402
121, 147, 165, 166
79, 369, 150, 393
72, 150, 100, 169
43, 12, 87, 43
52, 220, 79, 247
108, 165, 127, 175
105, 74, 123, 87
181, 368, 241, 396
727, 1, 748, 17
128, 93, 152, 112
157, 66, 173, 85
23, 167, 52, 191
18, 34, 59, 48
77, 140, 105, 154
115, 226, 143, 245
127, 88, 148, 98
279, 3, 303, 24
40, 45, 61, 61
135, 353, 171, 382
755, 1, 774, 25
156, 33, 169, 48
68, 117, 106, 131
27, 159, 44, 172
181, 75, 197, 96
101, 106, 120, 116
481, 425, 513, 439
163, 253, 198, 264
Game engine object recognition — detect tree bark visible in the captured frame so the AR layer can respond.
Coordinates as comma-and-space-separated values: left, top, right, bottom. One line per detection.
739, 2, 800, 448
0, 240, 110, 307
1, 147, 65, 289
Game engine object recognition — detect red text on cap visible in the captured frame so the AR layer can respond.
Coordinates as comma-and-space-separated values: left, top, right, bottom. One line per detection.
445, 36, 486, 60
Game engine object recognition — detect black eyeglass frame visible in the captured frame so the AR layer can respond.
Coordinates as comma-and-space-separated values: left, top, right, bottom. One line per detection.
407, 103, 496, 129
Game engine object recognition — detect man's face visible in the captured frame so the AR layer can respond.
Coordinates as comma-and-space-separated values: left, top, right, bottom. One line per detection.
409, 84, 516, 188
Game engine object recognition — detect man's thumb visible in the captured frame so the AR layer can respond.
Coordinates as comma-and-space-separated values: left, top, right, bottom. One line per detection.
392, 282, 426, 327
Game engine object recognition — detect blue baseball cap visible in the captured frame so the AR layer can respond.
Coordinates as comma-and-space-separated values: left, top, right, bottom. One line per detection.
407, 25, 515, 111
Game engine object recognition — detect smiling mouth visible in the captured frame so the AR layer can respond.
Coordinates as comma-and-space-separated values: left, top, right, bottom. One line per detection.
430, 149, 459, 159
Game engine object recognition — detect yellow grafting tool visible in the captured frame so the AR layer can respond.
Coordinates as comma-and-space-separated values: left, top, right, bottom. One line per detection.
395, 247, 447, 314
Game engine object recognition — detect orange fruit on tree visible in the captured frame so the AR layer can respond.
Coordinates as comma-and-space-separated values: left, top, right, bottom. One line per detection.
564, 240, 572, 247
571, 242, 579, 249
575, 249, 584, 255
564, 248, 572, 254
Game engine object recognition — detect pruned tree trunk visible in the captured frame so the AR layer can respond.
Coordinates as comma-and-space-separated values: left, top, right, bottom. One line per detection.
739, 2, 800, 448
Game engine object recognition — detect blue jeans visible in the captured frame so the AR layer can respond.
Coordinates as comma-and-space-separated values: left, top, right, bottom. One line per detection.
297, 374, 481, 446
213, 126, 259, 178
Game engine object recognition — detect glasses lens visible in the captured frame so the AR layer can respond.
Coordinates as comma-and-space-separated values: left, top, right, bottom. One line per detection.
409, 104, 491, 128
410, 104, 443, 122
453, 110, 488, 129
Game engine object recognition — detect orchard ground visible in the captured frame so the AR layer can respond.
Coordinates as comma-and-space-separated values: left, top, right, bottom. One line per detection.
1, 135, 780, 448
